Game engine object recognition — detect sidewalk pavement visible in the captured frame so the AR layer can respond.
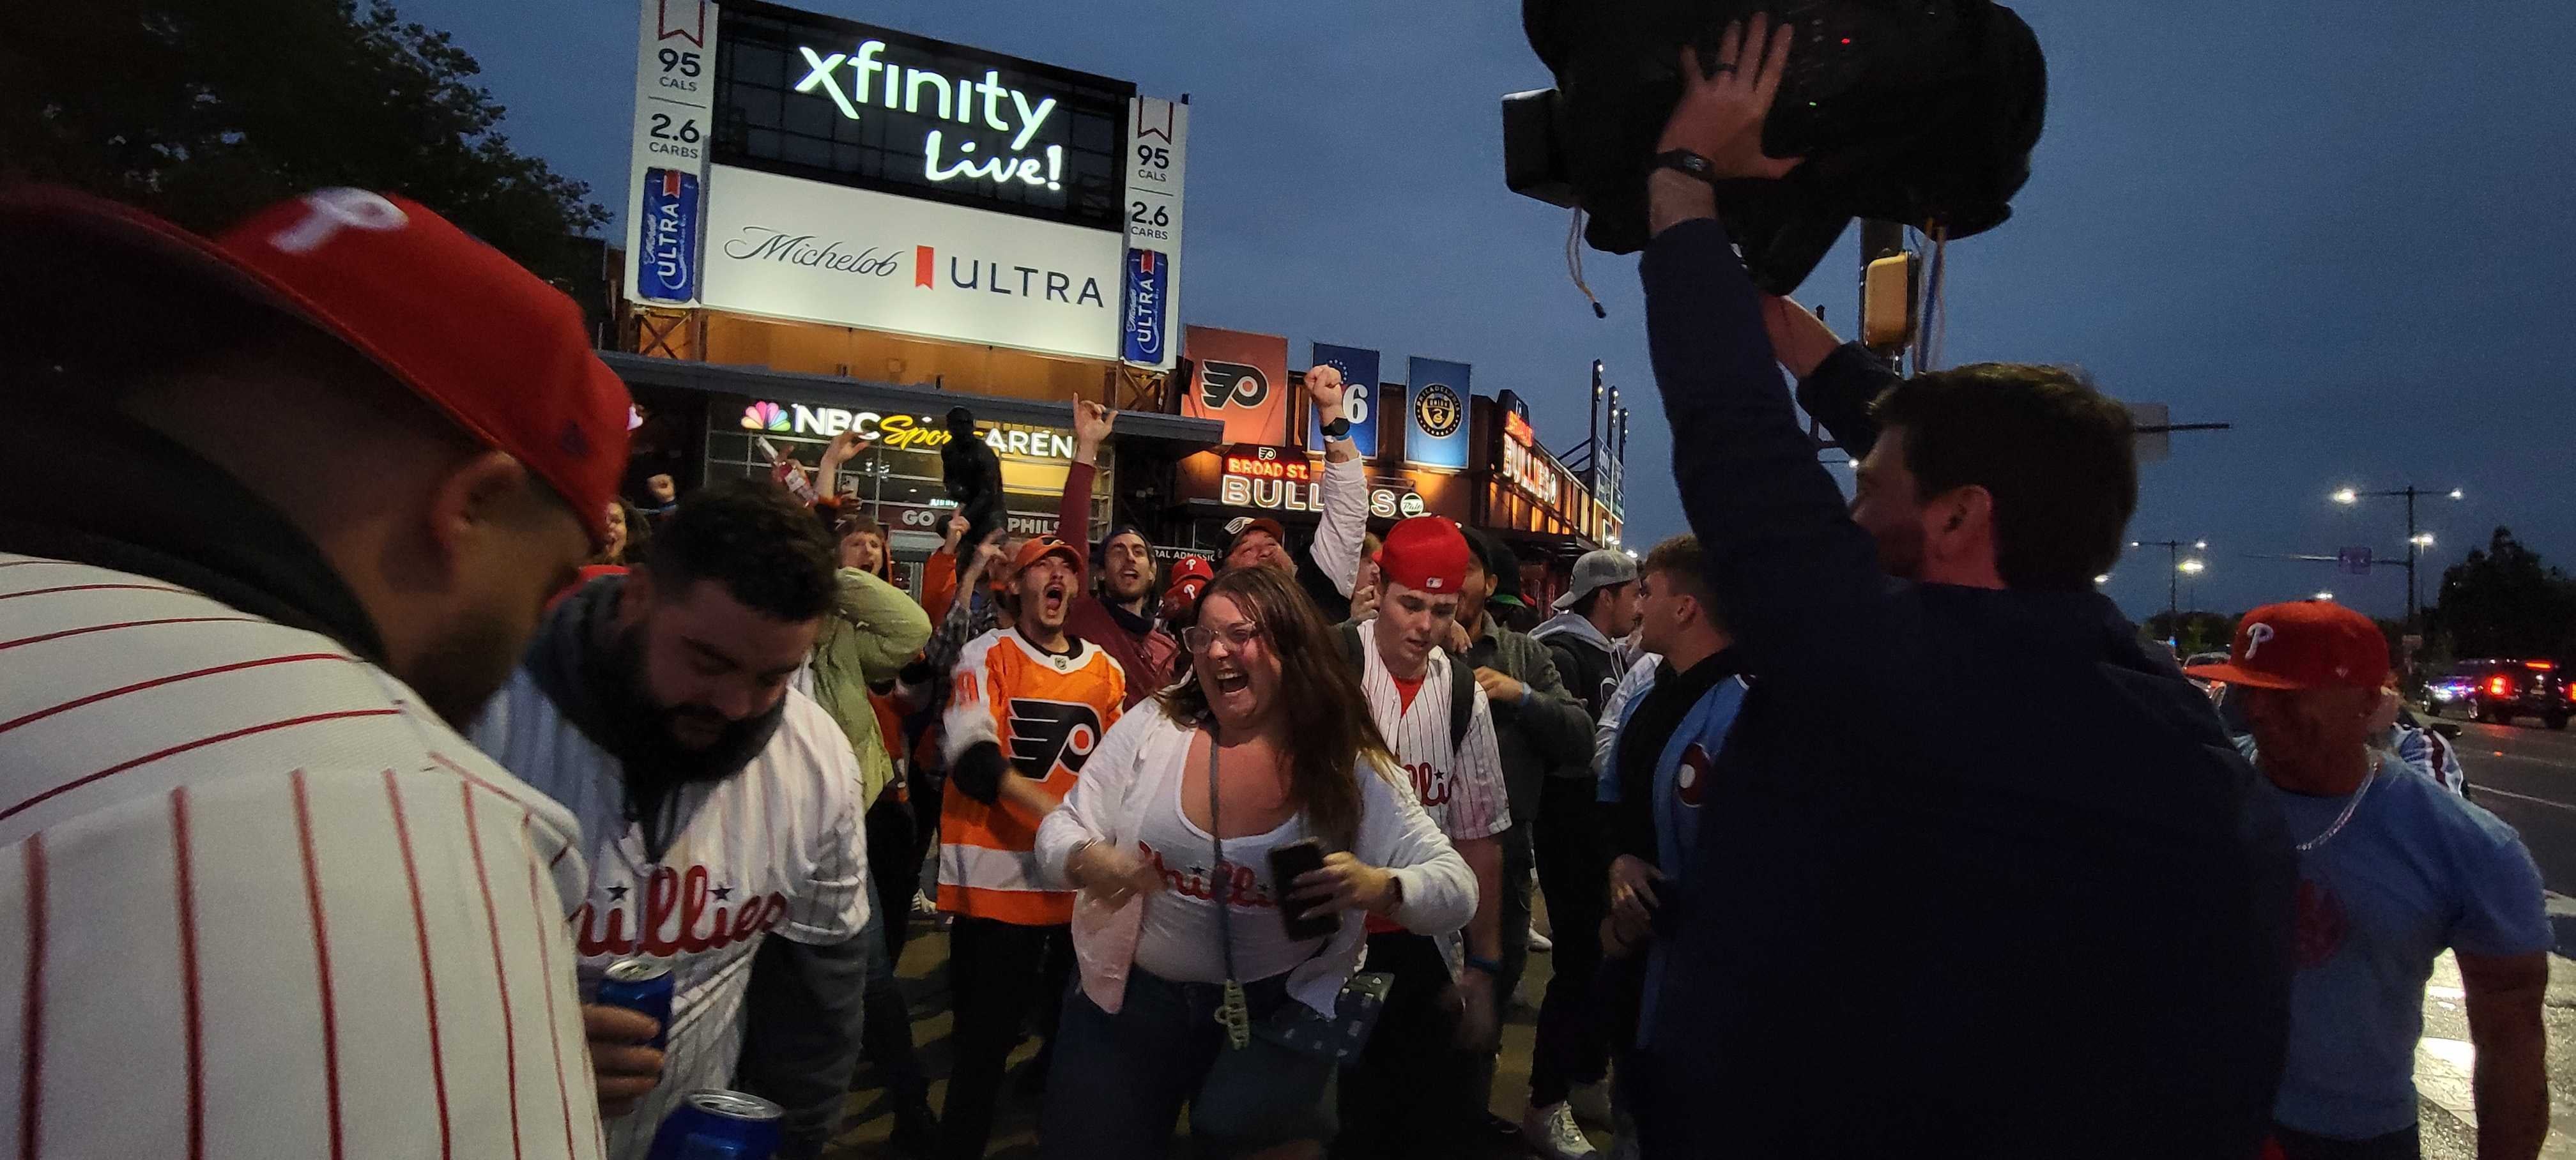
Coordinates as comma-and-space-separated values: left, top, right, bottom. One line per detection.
2414, 892, 2576, 1159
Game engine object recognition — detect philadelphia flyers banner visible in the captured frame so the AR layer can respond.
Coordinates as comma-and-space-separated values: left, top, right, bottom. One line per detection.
1183, 325, 1291, 446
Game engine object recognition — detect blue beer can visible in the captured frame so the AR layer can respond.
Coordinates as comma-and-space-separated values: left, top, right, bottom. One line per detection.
596, 958, 675, 1051
647, 1090, 784, 1160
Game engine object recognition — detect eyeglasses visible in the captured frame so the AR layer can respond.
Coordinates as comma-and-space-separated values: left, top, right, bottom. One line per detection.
1183, 623, 1264, 654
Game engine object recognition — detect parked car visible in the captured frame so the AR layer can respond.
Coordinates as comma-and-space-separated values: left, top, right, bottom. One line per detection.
2425, 658, 2571, 729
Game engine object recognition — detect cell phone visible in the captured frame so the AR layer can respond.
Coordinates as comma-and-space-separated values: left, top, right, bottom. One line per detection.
1268, 838, 1338, 941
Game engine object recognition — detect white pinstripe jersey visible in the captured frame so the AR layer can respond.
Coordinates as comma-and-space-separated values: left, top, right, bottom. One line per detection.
470, 669, 869, 1160
1355, 628, 1510, 843
0, 553, 606, 1159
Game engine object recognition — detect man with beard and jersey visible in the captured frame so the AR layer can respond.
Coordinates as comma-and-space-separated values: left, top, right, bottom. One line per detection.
471, 480, 871, 1160
936, 534, 1128, 1160
1055, 397, 1178, 707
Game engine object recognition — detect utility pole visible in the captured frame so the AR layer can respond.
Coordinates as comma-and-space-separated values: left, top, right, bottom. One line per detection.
2129, 538, 2209, 629
2331, 485, 2462, 628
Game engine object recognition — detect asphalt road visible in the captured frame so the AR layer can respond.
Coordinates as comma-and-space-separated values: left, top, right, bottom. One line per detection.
2433, 711, 2576, 906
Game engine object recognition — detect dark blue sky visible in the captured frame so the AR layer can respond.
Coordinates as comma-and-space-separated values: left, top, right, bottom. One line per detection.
415, 0, 2576, 623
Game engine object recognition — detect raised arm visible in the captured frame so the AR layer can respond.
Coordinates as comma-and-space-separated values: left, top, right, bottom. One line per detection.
1059, 396, 1114, 549
1761, 296, 1897, 462
1641, 22, 1889, 675
1302, 365, 1368, 596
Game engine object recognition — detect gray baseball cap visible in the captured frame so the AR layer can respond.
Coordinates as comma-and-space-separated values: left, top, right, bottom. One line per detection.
1554, 549, 1640, 610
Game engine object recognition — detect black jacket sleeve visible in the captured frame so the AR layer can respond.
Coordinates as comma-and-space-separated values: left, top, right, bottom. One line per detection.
1639, 218, 1894, 680
733, 932, 871, 1159
1795, 342, 1900, 462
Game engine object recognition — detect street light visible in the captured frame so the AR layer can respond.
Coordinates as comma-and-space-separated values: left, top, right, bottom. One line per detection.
2330, 484, 2465, 627
2094, 574, 2111, 586
2316, 591, 2336, 601
2132, 539, 2209, 623
2177, 558, 2207, 575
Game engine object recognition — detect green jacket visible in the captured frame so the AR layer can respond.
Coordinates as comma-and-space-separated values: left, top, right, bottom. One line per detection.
1459, 613, 1596, 828
809, 567, 934, 809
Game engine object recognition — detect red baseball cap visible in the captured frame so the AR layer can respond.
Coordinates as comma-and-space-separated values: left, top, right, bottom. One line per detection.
1167, 555, 1215, 586
1377, 516, 1472, 595
1, 185, 632, 547
2184, 600, 2390, 691
1013, 535, 1084, 576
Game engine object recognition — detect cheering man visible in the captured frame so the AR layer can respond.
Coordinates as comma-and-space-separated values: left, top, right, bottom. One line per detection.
1220, 365, 1371, 620
1630, 16, 2294, 1156
1056, 396, 1179, 705
1335, 516, 1510, 1159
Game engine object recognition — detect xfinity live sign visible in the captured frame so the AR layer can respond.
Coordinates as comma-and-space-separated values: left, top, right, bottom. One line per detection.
714, 1, 1133, 233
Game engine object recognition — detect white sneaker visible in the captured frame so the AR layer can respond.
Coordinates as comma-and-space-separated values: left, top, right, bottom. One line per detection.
1528, 928, 1554, 952
1521, 1102, 1597, 1160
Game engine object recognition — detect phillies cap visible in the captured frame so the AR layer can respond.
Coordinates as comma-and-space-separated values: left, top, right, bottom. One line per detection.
1555, 549, 1641, 611
1377, 516, 1472, 595
1, 185, 632, 547
1167, 555, 1215, 587
2184, 600, 2390, 691
1013, 535, 1084, 576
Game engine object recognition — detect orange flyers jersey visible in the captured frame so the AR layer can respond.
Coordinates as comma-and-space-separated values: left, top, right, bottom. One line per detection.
937, 629, 1125, 925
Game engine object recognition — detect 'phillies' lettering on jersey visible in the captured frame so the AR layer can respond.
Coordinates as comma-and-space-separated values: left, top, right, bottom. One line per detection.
1354, 629, 1509, 844
1405, 761, 1453, 809
1138, 840, 1279, 909
939, 629, 1126, 925
572, 864, 790, 958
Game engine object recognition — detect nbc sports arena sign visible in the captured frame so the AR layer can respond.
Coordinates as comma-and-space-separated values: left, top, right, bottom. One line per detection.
737, 398, 1077, 461
621, 0, 1187, 367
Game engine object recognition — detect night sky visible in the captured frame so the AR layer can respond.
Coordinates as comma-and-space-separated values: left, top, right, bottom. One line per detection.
410, 0, 2576, 623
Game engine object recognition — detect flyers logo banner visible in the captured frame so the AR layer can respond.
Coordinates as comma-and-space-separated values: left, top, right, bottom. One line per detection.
1183, 325, 1290, 445
1199, 360, 1269, 409
1008, 699, 1105, 776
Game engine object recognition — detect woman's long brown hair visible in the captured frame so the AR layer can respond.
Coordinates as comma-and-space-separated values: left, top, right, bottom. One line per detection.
1156, 565, 1398, 853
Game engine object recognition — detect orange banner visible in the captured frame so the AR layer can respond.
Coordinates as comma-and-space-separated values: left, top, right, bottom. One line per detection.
1182, 326, 1290, 446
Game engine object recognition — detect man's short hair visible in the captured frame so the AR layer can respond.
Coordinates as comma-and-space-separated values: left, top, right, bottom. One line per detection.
1871, 362, 2137, 591
646, 478, 837, 621
1641, 534, 1725, 631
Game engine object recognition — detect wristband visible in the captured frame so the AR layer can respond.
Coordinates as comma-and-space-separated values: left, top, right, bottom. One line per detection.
1464, 954, 1504, 978
1320, 416, 1353, 440
1652, 149, 1721, 188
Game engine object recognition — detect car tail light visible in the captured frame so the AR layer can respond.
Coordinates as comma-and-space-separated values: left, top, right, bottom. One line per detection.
2491, 676, 2513, 697
2528, 660, 2557, 670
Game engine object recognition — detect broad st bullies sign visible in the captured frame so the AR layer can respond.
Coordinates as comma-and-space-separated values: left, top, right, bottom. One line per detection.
1183, 326, 1290, 446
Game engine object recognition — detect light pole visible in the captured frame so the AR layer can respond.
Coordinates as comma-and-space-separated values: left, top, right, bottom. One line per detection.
2331, 485, 2463, 627
2129, 538, 2209, 625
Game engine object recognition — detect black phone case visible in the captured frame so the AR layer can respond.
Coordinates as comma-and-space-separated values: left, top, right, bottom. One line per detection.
1269, 839, 1339, 941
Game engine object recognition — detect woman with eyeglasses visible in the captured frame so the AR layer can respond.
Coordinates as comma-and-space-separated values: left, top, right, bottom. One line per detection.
1032, 565, 1476, 1159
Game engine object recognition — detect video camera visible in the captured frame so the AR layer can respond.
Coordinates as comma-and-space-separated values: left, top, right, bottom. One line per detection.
1503, 0, 2047, 294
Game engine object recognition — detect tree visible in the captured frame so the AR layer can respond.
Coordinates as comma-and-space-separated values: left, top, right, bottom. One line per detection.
2428, 527, 2576, 660
2142, 610, 2238, 659
6, 0, 607, 288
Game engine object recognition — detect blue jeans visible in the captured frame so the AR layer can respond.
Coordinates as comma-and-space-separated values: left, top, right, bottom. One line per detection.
1038, 968, 1337, 1158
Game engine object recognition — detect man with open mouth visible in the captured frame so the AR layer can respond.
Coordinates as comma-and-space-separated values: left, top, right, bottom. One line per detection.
935, 534, 1130, 1160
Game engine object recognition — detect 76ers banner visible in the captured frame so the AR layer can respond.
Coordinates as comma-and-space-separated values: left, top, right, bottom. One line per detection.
1184, 326, 1290, 446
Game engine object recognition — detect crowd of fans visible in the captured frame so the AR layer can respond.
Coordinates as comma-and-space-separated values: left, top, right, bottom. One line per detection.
0, 19, 2553, 1160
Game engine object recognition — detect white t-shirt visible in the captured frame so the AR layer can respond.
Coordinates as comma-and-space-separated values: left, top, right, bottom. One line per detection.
471, 672, 869, 1160
0, 554, 605, 1159
1128, 764, 1324, 985
1355, 628, 1510, 843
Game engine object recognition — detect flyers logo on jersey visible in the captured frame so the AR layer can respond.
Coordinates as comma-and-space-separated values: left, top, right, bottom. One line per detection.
1007, 699, 1103, 776
1675, 743, 1713, 808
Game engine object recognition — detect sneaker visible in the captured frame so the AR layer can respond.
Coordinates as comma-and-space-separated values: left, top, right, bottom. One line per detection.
1522, 1102, 1598, 1160
1527, 927, 1554, 953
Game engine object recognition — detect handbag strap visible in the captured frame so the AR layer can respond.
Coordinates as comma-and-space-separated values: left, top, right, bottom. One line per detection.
1206, 729, 1239, 987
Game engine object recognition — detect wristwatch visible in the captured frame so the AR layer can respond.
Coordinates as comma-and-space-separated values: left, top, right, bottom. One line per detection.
1320, 416, 1353, 440
1652, 148, 1721, 187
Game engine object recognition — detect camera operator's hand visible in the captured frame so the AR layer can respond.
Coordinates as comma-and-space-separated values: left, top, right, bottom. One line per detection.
1657, 15, 1803, 181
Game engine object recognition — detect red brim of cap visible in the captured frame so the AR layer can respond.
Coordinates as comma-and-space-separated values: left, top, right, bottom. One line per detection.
2180, 663, 2310, 691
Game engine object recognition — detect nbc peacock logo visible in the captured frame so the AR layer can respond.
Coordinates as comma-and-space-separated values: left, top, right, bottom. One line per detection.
741, 401, 790, 432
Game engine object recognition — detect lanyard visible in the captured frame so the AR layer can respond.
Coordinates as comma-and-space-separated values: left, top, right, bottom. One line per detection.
1206, 731, 1252, 1049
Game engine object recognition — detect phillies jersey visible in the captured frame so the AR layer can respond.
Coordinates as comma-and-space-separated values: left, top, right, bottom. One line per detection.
0, 554, 604, 1159
471, 672, 868, 1160
1355, 628, 1510, 844
938, 629, 1126, 926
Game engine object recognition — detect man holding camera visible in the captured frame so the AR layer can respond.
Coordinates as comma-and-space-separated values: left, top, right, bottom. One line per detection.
1627, 16, 2292, 1157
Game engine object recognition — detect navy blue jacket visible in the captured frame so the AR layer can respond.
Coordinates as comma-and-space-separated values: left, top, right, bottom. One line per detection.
1633, 218, 2294, 1157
